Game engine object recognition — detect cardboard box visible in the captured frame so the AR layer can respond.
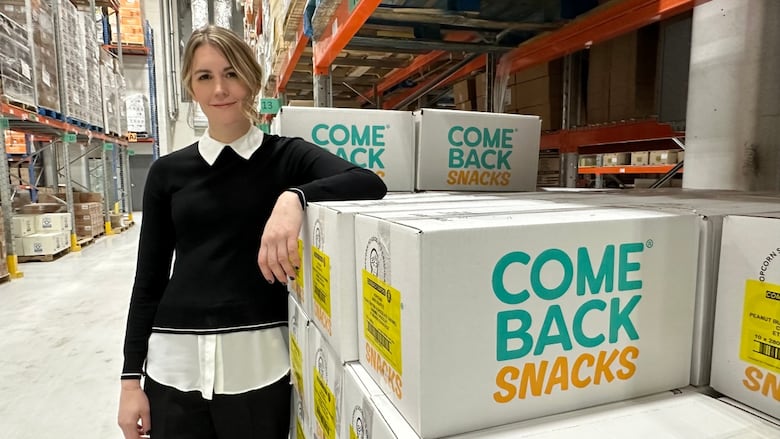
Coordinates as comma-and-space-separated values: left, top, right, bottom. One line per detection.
513, 60, 563, 84
711, 214, 780, 420
33, 213, 71, 232
289, 295, 312, 439
602, 153, 632, 166
474, 73, 487, 97
309, 324, 342, 439
649, 150, 679, 165
17, 232, 69, 256
354, 208, 700, 437
579, 155, 598, 167
538, 157, 560, 173
449, 390, 780, 438
276, 107, 416, 192
291, 391, 309, 439
631, 151, 650, 166
11, 215, 35, 237
587, 41, 611, 124
342, 363, 418, 439
414, 109, 541, 192
516, 103, 561, 131
452, 80, 473, 105
678, 150, 685, 163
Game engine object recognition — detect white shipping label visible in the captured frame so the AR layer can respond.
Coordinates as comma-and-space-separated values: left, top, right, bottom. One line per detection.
42, 68, 51, 87
20, 62, 31, 80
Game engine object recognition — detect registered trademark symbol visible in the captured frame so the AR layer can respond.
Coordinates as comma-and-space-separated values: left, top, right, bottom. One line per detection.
646, 239, 654, 249
386, 124, 390, 129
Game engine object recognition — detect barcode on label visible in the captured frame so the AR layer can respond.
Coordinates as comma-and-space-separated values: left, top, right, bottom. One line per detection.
754, 341, 780, 360
368, 321, 391, 351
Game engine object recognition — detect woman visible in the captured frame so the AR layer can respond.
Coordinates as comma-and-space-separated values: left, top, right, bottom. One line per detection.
117, 25, 386, 439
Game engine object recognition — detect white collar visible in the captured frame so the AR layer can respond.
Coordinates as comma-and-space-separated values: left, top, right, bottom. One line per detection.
198, 126, 265, 166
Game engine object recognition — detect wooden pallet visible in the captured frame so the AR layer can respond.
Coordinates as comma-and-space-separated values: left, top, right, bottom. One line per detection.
0, 273, 10, 285
18, 247, 70, 263
1, 96, 37, 113
77, 236, 94, 248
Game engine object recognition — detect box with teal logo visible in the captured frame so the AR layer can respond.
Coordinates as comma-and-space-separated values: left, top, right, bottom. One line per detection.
277, 107, 416, 192
414, 109, 541, 192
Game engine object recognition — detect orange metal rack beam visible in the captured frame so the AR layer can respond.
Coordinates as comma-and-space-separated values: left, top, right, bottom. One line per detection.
383, 55, 486, 109
276, 21, 309, 95
541, 120, 683, 153
1, 103, 128, 145
313, 0, 382, 75
497, 0, 705, 78
579, 165, 683, 175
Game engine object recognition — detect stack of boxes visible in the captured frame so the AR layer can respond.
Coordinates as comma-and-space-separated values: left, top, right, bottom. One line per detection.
288, 188, 780, 438
0, 9, 35, 108
73, 202, 105, 240
100, 50, 118, 135
5, 130, 27, 154
56, 0, 87, 123
30, 0, 61, 113
125, 93, 150, 134
112, 0, 145, 46
81, 11, 103, 128
12, 212, 71, 257
509, 60, 563, 131
0, 210, 7, 278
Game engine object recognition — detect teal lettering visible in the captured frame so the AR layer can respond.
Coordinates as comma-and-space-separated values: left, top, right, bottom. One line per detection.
484, 128, 500, 148
449, 148, 464, 168
368, 148, 384, 168
609, 296, 641, 343
448, 126, 463, 147
618, 243, 643, 291
312, 123, 328, 146
496, 150, 512, 170
531, 249, 572, 301
496, 310, 533, 360
330, 125, 349, 146
464, 127, 481, 147
335, 148, 349, 161
349, 148, 367, 167
534, 305, 573, 356
372, 125, 385, 146
577, 245, 615, 295
464, 149, 481, 167
352, 125, 370, 146
573, 300, 607, 348
501, 128, 513, 148
492, 252, 531, 305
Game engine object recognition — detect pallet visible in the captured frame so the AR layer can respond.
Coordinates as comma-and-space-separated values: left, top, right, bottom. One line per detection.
65, 117, 89, 129
92, 231, 106, 240
0, 273, 10, 285
76, 236, 94, 248
1, 96, 37, 113
37, 107, 64, 121
18, 247, 70, 263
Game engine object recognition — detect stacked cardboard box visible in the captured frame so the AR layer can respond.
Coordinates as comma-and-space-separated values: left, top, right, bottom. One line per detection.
56, 0, 87, 122
30, 0, 61, 112
511, 60, 563, 131
5, 130, 27, 154
100, 50, 118, 135
12, 212, 71, 257
0, 210, 7, 278
452, 80, 475, 111
73, 202, 104, 239
125, 93, 150, 133
0, 11, 35, 108
537, 152, 560, 187
81, 11, 103, 128
112, 0, 145, 45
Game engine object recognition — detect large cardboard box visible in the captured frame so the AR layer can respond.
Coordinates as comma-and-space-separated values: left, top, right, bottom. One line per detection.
448, 390, 780, 438
289, 295, 312, 439
602, 153, 631, 166
17, 232, 69, 256
630, 151, 649, 166
414, 109, 541, 191
711, 214, 780, 420
649, 150, 679, 165
341, 363, 418, 439
353, 208, 700, 437
276, 107, 416, 192
309, 324, 342, 439
11, 215, 35, 237
32, 213, 71, 233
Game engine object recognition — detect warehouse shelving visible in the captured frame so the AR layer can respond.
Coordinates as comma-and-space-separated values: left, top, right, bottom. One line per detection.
578, 165, 681, 175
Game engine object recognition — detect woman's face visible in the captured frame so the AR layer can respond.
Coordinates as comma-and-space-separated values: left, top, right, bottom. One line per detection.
189, 43, 249, 127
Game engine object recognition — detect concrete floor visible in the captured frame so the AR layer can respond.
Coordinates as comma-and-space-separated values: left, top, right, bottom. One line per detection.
0, 222, 140, 438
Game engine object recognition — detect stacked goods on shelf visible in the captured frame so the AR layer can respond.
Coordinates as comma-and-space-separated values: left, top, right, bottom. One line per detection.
80, 11, 103, 128
12, 212, 71, 257
30, 0, 61, 113
5, 130, 26, 154
507, 60, 563, 131
448, 390, 779, 438
414, 109, 541, 191
537, 151, 560, 187
275, 107, 417, 192
0, 11, 35, 108
117, 73, 128, 135
588, 25, 659, 124
711, 213, 780, 421
288, 295, 311, 439
110, 213, 126, 230
452, 79, 475, 111
100, 50, 118, 135
73, 202, 104, 239
352, 206, 699, 437
112, 0, 145, 45
0, 210, 7, 278
125, 93, 150, 134
56, 0, 88, 123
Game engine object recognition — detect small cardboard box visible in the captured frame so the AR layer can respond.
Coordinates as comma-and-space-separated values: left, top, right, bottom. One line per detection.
354, 208, 700, 437
602, 153, 632, 166
33, 213, 71, 232
649, 150, 679, 165
11, 215, 35, 237
18, 232, 69, 256
711, 214, 780, 420
631, 151, 650, 166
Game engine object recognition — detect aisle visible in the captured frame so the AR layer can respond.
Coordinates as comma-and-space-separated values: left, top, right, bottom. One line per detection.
0, 221, 141, 439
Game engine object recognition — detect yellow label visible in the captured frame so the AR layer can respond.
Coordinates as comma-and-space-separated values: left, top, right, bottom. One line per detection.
292, 239, 305, 301
313, 369, 336, 439
740, 279, 780, 374
362, 269, 403, 375
312, 246, 332, 322
290, 335, 304, 397
350, 426, 358, 439
297, 419, 307, 439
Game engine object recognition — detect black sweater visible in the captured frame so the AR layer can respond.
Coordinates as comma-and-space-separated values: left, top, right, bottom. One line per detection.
122, 135, 387, 377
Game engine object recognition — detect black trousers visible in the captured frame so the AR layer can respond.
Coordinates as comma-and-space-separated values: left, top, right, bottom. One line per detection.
144, 375, 292, 439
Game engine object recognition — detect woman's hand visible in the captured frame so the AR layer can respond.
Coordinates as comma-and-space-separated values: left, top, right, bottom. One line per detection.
118, 380, 151, 438
258, 191, 304, 284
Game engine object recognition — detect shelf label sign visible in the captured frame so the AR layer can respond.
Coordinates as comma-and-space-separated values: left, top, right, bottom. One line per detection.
0, 118, 8, 129
63, 133, 77, 143
260, 98, 281, 115
128, 150, 136, 156
349, 0, 360, 12
258, 123, 270, 133
103, 143, 114, 151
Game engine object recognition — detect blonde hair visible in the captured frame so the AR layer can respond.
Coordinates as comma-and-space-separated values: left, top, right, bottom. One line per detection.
181, 26, 263, 125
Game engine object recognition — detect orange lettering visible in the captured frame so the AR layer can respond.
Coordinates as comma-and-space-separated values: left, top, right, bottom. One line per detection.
519, 361, 547, 399
545, 356, 569, 395
364, 342, 403, 399
493, 366, 519, 403
572, 353, 595, 388
617, 346, 639, 380
594, 349, 619, 385
743, 366, 762, 392
314, 305, 332, 335
761, 370, 780, 401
